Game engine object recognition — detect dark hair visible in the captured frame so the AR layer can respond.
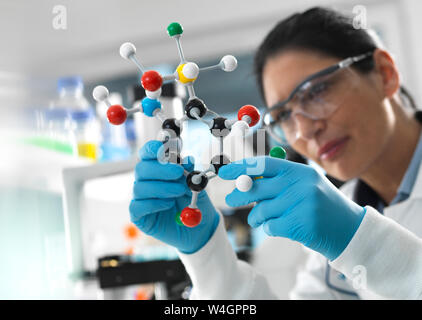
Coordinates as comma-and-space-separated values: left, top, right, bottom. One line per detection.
254, 7, 419, 113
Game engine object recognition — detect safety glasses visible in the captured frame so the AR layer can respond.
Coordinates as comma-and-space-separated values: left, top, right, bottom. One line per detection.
263, 52, 373, 144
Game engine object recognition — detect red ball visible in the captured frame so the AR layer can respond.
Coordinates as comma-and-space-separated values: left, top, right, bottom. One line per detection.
141, 70, 163, 92
180, 207, 202, 228
107, 104, 127, 125
237, 105, 260, 127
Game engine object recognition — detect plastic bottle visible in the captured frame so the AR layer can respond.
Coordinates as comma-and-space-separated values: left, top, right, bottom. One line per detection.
41, 107, 76, 155
38, 77, 79, 155
71, 108, 101, 161
50, 76, 101, 161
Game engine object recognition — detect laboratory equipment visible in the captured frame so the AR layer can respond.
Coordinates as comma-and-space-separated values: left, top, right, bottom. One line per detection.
41, 107, 76, 155
50, 76, 100, 160
39, 77, 79, 155
123, 222, 140, 256
71, 108, 101, 161
97, 249, 251, 300
92, 22, 261, 228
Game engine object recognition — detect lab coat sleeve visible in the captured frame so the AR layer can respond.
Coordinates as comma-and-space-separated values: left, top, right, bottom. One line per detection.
329, 205, 422, 299
289, 250, 344, 300
177, 212, 279, 300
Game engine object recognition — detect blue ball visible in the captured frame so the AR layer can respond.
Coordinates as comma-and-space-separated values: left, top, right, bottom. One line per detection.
141, 97, 161, 117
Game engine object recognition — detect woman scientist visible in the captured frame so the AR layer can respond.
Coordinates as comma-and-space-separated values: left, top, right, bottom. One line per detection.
129, 7, 422, 299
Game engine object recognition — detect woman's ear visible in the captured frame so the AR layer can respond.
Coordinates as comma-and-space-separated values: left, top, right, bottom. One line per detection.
372, 48, 400, 98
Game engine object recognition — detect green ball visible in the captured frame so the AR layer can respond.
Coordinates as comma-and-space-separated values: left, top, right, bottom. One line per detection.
175, 211, 184, 226
167, 22, 183, 37
269, 146, 287, 159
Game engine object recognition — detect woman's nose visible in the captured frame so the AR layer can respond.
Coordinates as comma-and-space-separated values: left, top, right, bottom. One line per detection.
293, 113, 325, 141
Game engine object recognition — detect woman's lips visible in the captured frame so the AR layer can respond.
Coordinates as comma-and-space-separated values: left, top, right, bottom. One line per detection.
318, 137, 349, 161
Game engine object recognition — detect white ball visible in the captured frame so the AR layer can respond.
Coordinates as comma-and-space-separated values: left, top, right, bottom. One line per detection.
92, 85, 109, 102
236, 175, 253, 192
146, 88, 162, 99
231, 120, 250, 136
119, 42, 136, 60
182, 62, 199, 79
224, 119, 232, 129
220, 55, 237, 72
191, 174, 203, 185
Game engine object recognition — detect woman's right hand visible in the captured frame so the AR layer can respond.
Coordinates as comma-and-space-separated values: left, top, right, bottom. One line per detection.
129, 140, 220, 254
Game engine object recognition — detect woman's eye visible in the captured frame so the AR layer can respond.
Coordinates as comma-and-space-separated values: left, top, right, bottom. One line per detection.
277, 109, 292, 122
311, 82, 328, 95
301, 82, 329, 103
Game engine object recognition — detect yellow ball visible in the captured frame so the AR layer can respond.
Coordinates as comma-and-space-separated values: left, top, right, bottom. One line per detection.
176, 63, 198, 84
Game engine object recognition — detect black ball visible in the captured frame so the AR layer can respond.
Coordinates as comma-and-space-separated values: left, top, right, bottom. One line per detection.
185, 98, 207, 120
210, 154, 230, 174
162, 118, 181, 137
210, 117, 230, 137
186, 170, 208, 192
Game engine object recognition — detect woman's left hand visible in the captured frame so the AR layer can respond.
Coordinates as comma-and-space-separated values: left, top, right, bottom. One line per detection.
218, 156, 366, 261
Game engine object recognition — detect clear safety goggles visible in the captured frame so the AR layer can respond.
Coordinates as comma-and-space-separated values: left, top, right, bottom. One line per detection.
263, 52, 373, 144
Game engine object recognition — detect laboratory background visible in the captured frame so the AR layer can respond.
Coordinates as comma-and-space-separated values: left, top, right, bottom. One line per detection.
0, 0, 421, 300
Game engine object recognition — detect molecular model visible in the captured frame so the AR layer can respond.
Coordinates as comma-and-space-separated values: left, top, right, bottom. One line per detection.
92, 22, 262, 228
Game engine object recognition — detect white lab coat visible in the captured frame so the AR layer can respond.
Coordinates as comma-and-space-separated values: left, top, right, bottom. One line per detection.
177, 164, 422, 300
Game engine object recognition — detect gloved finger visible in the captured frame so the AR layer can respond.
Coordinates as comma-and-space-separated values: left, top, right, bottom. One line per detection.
135, 160, 185, 181
133, 180, 187, 199
138, 140, 165, 160
262, 215, 291, 238
225, 175, 300, 207
129, 198, 175, 220
181, 155, 195, 172
247, 187, 301, 228
218, 156, 288, 180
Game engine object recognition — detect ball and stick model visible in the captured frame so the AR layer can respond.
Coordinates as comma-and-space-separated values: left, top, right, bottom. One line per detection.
92, 22, 262, 228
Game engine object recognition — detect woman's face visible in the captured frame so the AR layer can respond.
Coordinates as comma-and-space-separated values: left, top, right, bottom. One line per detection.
262, 50, 396, 181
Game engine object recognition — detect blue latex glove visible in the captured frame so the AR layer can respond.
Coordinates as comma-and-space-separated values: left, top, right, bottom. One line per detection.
219, 156, 366, 261
129, 140, 220, 254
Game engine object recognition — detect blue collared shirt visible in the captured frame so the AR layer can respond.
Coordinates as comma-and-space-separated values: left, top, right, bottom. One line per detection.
390, 130, 422, 205
352, 130, 422, 213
